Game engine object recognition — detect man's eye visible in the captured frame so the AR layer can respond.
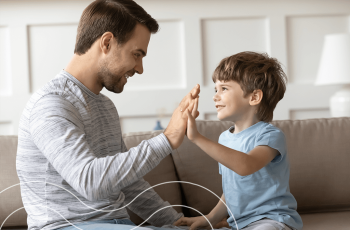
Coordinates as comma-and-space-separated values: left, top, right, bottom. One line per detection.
134, 53, 141, 58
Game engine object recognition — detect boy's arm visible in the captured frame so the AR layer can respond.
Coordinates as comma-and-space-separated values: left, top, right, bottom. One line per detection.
186, 103, 278, 176
174, 194, 228, 230
207, 194, 229, 224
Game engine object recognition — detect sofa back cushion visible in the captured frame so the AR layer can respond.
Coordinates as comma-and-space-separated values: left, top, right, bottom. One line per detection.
123, 131, 183, 224
272, 117, 350, 213
0, 135, 27, 227
172, 120, 234, 217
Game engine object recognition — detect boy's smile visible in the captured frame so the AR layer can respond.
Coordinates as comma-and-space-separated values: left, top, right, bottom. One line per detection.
213, 80, 252, 122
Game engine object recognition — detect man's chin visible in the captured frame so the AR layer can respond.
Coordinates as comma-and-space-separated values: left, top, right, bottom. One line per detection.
106, 85, 124, 94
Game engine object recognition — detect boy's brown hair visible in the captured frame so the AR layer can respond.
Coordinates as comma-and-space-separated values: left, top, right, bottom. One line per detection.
74, 0, 159, 55
212, 51, 287, 122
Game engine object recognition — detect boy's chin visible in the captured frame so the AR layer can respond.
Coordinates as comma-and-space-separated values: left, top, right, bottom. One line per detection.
217, 114, 234, 122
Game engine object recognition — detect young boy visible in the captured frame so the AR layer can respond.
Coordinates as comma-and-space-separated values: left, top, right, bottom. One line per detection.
175, 52, 303, 230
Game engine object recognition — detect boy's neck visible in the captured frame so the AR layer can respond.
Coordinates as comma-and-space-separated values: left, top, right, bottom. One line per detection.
231, 115, 260, 134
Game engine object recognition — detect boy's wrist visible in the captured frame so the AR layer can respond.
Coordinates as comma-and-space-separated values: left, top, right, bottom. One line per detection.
206, 212, 221, 225
192, 133, 204, 145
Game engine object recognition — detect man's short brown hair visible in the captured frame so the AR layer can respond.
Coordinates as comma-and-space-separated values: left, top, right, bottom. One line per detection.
212, 51, 287, 122
74, 0, 159, 55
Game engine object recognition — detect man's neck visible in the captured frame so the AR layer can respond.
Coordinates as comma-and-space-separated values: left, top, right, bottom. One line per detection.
65, 54, 102, 95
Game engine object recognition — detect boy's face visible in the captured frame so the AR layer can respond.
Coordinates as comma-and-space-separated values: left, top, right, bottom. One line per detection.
213, 80, 252, 121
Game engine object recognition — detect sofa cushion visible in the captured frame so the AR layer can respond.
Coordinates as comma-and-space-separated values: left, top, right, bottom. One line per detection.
0, 135, 27, 227
300, 211, 350, 230
271, 118, 350, 213
172, 120, 234, 217
123, 131, 183, 224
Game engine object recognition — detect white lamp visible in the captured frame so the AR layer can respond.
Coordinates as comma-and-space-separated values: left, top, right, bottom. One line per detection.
315, 33, 350, 117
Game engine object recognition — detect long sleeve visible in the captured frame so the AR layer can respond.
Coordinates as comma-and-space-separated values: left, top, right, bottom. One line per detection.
29, 94, 172, 201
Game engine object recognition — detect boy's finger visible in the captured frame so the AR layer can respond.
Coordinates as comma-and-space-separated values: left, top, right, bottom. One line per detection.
173, 218, 182, 226
190, 223, 199, 230
187, 108, 194, 121
192, 98, 199, 117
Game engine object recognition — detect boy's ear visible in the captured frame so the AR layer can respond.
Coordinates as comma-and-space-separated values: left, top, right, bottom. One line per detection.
249, 89, 263, 106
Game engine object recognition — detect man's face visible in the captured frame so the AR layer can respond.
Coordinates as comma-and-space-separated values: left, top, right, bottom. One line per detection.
98, 23, 151, 93
213, 80, 251, 121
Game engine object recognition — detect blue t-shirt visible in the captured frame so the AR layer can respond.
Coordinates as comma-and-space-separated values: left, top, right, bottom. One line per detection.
218, 121, 303, 230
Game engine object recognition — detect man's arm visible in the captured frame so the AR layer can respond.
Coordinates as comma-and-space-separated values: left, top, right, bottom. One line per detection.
185, 101, 278, 176
29, 85, 200, 202
29, 95, 173, 201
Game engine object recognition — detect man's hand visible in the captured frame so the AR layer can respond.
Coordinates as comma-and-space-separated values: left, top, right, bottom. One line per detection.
164, 84, 200, 149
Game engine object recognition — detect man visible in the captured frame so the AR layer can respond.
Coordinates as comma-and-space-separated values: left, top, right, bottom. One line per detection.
16, 0, 199, 229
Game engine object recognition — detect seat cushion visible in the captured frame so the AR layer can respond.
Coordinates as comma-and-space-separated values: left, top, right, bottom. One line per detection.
300, 211, 350, 230
0, 135, 27, 227
123, 131, 183, 224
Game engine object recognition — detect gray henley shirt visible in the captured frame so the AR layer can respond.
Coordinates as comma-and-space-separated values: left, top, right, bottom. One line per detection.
16, 70, 183, 230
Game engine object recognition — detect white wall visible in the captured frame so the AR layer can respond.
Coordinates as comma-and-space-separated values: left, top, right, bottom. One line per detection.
0, 0, 349, 134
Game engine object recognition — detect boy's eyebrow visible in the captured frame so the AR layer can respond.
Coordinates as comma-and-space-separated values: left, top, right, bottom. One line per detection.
216, 83, 232, 87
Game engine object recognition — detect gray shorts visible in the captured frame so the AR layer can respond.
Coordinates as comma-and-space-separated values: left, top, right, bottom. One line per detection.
241, 218, 294, 230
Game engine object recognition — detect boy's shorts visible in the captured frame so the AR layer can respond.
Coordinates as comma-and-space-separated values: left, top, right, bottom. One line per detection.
241, 218, 294, 230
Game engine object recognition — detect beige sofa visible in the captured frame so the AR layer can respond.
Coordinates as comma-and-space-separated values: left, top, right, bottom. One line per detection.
1, 118, 350, 230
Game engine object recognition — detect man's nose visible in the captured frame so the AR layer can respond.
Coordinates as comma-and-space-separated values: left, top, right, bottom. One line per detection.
134, 59, 143, 75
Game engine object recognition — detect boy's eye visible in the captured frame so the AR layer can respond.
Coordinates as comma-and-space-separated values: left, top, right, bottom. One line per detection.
222, 87, 227, 91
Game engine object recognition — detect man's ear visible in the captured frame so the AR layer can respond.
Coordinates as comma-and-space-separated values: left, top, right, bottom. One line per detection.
249, 89, 263, 106
100, 32, 114, 54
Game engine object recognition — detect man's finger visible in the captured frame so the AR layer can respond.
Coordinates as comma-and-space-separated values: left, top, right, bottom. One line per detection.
195, 111, 200, 119
180, 85, 200, 111
190, 84, 200, 98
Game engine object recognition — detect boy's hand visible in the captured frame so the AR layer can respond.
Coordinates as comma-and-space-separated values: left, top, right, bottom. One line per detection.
186, 97, 201, 143
173, 216, 212, 230
164, 85, 200, 149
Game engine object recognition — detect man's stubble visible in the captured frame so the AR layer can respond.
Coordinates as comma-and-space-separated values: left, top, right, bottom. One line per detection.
97, 57, 125, 94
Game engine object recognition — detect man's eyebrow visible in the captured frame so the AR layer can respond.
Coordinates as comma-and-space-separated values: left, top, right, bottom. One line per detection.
136, 49, 147, 57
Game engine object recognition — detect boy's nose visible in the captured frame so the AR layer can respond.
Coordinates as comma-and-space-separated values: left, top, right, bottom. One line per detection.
213, 94, 219, 102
